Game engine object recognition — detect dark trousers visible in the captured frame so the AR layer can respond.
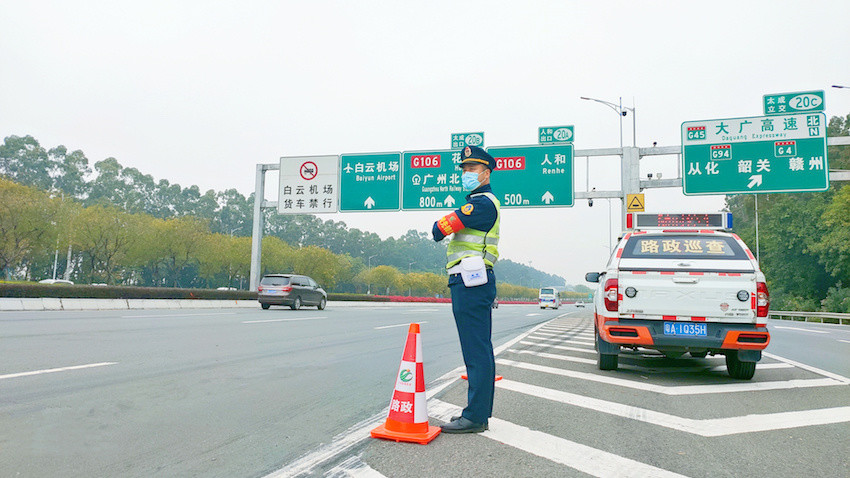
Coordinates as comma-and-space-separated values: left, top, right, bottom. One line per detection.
449, 268, 497, 424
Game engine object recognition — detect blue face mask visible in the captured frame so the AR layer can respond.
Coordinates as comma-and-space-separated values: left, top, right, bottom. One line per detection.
461, 171, 481, 191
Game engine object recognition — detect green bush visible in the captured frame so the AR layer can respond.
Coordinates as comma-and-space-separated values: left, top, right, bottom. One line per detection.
0, 283, 392, 302
821, 284, 850, 313
770, 293, 819, 312
0, 283, 256, 300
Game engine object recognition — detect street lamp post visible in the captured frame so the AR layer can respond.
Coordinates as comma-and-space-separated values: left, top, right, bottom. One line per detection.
606, 198, 612, 252
367, 254, 377, 295
407, 261, 416, 296
580, 96, 636, 147
228, 228, 238, 289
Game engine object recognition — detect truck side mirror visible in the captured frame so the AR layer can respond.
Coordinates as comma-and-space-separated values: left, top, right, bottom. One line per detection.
585, 272, 601, 283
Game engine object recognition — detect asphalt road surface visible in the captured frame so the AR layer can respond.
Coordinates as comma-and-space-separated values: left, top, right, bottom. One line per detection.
2, 304, 848, 477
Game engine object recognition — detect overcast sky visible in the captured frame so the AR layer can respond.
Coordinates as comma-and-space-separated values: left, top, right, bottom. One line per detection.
2, 1, 849, 285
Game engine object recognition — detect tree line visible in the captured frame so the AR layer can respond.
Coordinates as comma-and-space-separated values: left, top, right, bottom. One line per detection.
727, 114, 850, 312
0, 134, 569, 293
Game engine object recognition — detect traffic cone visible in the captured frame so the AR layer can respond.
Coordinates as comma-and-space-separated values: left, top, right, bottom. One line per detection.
461, 373, 502, 381
371, 323, 441, 444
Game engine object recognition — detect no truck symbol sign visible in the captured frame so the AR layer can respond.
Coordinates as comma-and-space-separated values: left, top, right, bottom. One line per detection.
300, 161, 318, 180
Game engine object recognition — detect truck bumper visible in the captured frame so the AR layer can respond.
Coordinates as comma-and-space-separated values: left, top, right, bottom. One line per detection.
597, 317, 770, 351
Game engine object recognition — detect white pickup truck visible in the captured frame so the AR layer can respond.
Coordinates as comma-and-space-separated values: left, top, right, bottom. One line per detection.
585, 213, 770, 379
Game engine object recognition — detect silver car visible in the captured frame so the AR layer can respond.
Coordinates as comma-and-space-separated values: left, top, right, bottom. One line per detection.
258, 274, 327, 310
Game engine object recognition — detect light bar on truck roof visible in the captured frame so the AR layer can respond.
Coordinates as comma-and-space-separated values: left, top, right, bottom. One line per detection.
626, 213, 732, 230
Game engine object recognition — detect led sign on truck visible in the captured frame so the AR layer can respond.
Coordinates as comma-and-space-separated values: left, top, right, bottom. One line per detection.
627, 213, 732, 229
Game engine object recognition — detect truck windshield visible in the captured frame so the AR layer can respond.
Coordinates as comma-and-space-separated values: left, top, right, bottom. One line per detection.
540, 288, 555, 295
621, 235, 748, 260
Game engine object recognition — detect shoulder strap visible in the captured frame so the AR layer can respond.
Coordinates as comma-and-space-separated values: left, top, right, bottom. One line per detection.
470, 191, 499, 208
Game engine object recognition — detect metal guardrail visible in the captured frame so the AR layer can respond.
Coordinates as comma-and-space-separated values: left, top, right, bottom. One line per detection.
769, 310, 850, 325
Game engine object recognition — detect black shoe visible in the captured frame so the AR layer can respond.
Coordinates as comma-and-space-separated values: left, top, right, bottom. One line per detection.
440, 417, 487, 434
451, 415, 489, 430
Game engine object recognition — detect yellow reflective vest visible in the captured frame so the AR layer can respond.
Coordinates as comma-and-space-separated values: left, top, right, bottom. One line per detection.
446, 191, 501, 269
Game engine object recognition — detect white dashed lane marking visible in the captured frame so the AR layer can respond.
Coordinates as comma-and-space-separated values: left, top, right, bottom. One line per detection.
242, 316, 327, 324
773, 326, 829, 334
374, 321, 429, 330
0, 362, 117, 380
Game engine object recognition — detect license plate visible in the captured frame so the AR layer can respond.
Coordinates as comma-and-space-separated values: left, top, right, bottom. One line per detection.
663, 322, 707, 337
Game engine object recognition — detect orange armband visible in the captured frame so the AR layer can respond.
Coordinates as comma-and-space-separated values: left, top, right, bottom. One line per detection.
437, 212, 464, 235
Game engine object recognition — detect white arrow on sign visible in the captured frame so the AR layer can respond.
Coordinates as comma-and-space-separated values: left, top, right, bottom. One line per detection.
542, 191, 555, 204
747, 175, 763, 189
364, 197, 375, 209
444, 195, 456, 207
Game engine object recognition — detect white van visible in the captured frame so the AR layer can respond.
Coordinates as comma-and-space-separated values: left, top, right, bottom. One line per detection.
538, 287, 560, 309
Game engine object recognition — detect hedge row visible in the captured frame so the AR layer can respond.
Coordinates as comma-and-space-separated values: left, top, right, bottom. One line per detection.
0, 283, 388, 302
0, 284, 541, 304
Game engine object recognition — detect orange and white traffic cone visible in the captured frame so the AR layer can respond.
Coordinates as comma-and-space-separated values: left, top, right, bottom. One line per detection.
370, 323, 441, 444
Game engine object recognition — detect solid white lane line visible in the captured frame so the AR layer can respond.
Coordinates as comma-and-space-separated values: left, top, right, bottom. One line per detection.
428, 399, 689, 478
538, 338, 595, 347
494, 320, 553, 355
535, 330, 594, 338
121, 312, 237, 318
508, 349, 596, 365
530, 333, 594, 344
840, 340, 850, 345
496, 379, 850, 437
533, 330, 593, 338
543, 322, 591, 327
325, 455, 386, 477
0, 362, 117, 380
515, 342, 793, 372
764, 352, 850, 384
539, 326, 592, 332
497, 359, 845, 395
772, 326, 829, 334
374, 321, 429, 330
242, 317, 327, 324
520, 340, 596, 354
620, 362, 794, 373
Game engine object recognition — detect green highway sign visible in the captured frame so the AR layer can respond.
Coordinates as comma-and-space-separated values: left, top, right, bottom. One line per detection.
681, 113, 829, 195
339, 153, 401, 211
401, 150, 467, 210
486, 144, 574, 208
538, 125, 575, 144
763, 90, 824, 116
451, 132, 484, 148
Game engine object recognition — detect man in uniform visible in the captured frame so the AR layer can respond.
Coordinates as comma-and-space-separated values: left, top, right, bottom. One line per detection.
431, 145, 500, 434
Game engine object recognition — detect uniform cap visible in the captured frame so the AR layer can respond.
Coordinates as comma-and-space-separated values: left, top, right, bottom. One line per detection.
461, 146, 496, 170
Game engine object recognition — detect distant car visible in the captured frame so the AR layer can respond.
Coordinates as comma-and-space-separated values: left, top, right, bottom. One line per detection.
576, 303, 586, 308
38, 279, 74, 285
492, 299, 499, 309
258, 274, 327, 310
